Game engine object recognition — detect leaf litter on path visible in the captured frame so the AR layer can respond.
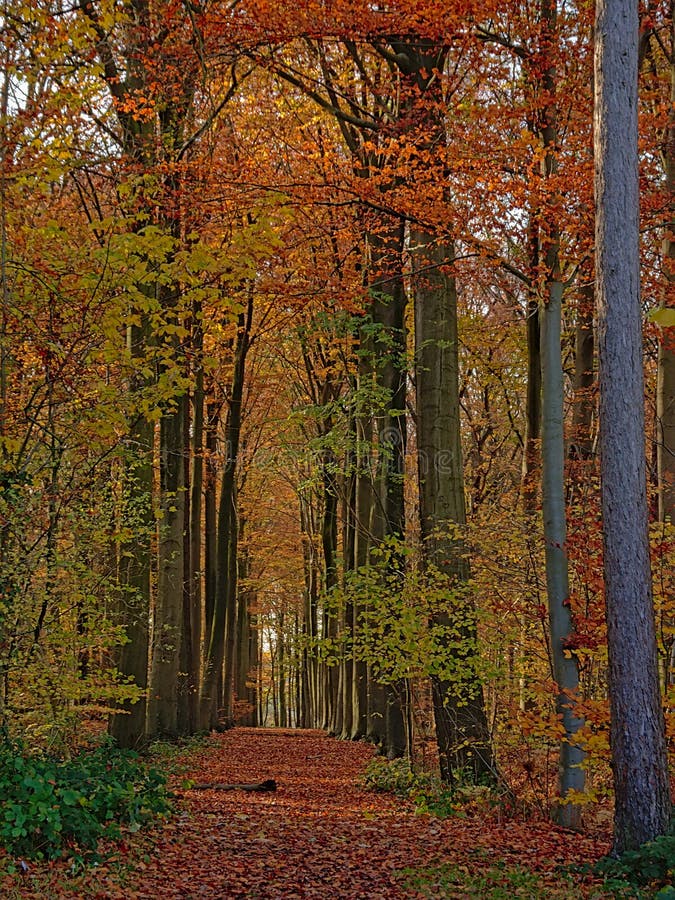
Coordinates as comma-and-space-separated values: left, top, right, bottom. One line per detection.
3, 727, 612, 899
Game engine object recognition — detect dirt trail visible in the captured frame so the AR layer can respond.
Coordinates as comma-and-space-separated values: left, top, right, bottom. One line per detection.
6, 727, 611, 899
126, 728, 607, 899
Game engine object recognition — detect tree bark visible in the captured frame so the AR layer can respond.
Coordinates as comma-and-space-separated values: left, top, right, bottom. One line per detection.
595, 0, 672, 851
570, 282, 595, 463
200, 300, 252, 729
522, 212, 542, 510
540, 278, 586, 821
412, 230, 494, 784
236, 524, 256, 726
367, 224, 407, 758
537, 0, 585, 827
657, 13, 674, 526
148, 393, 186, 739
109, 357, 152, 749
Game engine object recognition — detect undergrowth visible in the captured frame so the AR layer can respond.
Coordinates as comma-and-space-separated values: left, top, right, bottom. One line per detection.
586, 833, 675, 897
397, 860, 595, 899
0, 735, 172, 868
362, 756, 496, 819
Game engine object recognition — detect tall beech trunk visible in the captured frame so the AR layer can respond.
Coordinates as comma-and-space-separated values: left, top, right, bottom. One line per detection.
177, 386, 193, 734
236, 524, 257, 726
339, 468, 356, 739
570, 282, 595, 463
148, 392, 186, 738
147, 130, 191, 739
412, 230, 494, 784
188, 324, 205, 731
367, 224, 407, 759
657, 15, 674, 526
221, 480, 240, 724
537, 0, 585, 826
248, 608, 259, 727
522, 212, 542, 509
540, 279, 586, 820
90, 8, 157, 748
350, 363, 374, 739
322, 451, 339, 734
200, 299, 252, 729
299, 496, 319, 728
109, 342, 153, 749
278, 608, 286, 727
203, 395, 219, 687
595, 0, 671, 852
87, 1, 196, 743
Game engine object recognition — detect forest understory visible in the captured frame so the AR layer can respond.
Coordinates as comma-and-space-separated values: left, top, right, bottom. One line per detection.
1, 727, 621, 900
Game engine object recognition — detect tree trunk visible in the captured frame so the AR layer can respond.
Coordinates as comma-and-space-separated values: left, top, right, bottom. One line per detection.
235, 522, 249, 722
367, 224, 407, 758
522, 212, 542, 510
570, 282, 595, 463
278, 608, 286, 728
188, 328, 205, 731
322, 451, 340, 734
177, 386, 193, 735
350, 364, 374, 739
109, 375, 153, 749
147, 393, 185, 739
657, 14, 674, 526
595, 0, 672, 851
202, 395, 219, 693
201, 300, 252, 729
540, 278, 586, 822
412, 230, 494, 784
299, 496, 318, 728
339, 468, 356, 739
537, 0, 585, 827
221, 481, 240, 725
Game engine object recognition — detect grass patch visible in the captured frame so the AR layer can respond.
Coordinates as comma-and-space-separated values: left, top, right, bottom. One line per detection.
397, 860, 614, 899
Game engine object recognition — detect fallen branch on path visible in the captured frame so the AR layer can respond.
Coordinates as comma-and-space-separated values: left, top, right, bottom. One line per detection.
186, 779, 277, 793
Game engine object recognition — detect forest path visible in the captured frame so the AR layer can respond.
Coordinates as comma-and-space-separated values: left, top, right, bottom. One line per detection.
123, 727, 608, 899
7, 727, 612, 899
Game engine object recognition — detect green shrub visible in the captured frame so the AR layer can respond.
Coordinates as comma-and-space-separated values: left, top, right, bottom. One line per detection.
592, 834, 675, 894
363, 757, 418, 797
0, 737, 171, 862
363, 756, 462, 817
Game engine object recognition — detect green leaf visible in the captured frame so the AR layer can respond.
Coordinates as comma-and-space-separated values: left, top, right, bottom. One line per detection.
649, 308, 675, 327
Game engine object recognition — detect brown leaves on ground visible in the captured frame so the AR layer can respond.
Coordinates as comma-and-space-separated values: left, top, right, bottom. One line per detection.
3, 728, 611, 899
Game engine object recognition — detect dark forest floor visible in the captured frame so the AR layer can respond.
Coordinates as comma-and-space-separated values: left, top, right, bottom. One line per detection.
2, 727, 621, 898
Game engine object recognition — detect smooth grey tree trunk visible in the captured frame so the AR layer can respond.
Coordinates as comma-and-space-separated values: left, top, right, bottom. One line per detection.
188, 331, 205, 731
522, 212, 542, 510
350, 401, 372, 740
595, 0, 672, 852
540, 279, 586, 824
339, 468, 356, 739
657, 17, 674, 526
366, 224, 407, 759
235, 522, 258, 726
147, 394, 185, 739
202, 396, 219, 697
89, 13, 160, 747
299, 495, 318, 728
570, 282, 595, 463
109, 359, 152, 749
537, 0, 586, 828
200, 301, 251, 730
412, 230, 494, 784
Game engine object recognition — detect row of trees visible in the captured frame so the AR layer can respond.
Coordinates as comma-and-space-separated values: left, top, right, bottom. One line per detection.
0, 0, 672, 852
